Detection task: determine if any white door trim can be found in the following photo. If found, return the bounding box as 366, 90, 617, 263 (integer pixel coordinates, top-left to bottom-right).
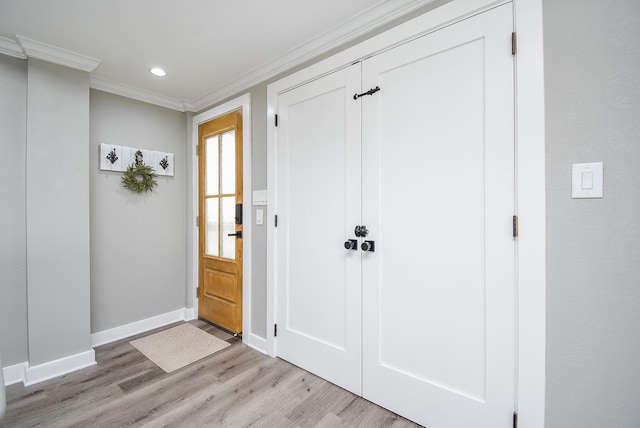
267, 0, 545, 425
191, 93, 252, 344
513, 0, 546, 426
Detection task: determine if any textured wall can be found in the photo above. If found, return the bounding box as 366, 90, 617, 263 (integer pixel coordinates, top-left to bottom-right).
90, 90, 187, 333
544, 1, 640, 426
0, 54, 28, 366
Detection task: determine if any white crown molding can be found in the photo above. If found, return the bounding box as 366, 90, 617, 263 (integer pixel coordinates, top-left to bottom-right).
90, 76, 187, 112
19, 0, 436, 112
16, 35, 101, 72
188, 0, 438, 112
0, 36, 26, 59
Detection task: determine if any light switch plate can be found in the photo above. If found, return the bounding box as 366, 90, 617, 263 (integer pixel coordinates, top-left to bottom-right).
252, 190, 267, 206
572, 162, 603, 198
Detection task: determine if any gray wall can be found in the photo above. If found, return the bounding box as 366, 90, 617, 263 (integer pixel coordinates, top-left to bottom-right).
185, 112, 195, 311
0, 63, 189, 370
0, 54, 28, 366
26, 59, 92, 366
249, 87, 268, 337
90, 90, 187, 332
544, 0, 640, 427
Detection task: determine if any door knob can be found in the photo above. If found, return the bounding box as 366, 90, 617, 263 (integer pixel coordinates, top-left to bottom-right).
361, 240, 375, 252
344, 239, 358, 250
228, 231, 243, 238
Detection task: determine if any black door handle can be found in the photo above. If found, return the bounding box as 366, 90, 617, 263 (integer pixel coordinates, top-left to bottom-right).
344, 239, 358, 250
361, 240, 375, 252
228, 231, 242, 238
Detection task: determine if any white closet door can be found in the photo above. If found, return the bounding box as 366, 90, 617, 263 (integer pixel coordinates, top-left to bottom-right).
361, 4, 516, 427
275, 64, 363, 394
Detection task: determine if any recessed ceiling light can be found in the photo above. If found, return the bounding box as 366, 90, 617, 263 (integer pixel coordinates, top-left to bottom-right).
150, 67, 167, 77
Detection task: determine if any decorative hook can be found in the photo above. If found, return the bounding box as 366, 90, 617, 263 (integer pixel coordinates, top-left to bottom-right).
159, 156, 169, 170
106, 148, 118, 164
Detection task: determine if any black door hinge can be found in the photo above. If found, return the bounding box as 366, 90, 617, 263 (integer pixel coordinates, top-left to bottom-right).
275, 215, 278, 227
512, 32, 517, 55
274, 324, 278, 337
513, 412, 518, 428
275, 114, 279, 127
513, 215, 519, 238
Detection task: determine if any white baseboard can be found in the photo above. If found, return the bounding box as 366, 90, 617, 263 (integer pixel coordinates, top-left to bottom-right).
3, 308, 197, 386
24, 349, 96, 386
90, 308, 191, 347
184, 307, 196, 321
3, 362, 28, 386
247, 333, 268, 355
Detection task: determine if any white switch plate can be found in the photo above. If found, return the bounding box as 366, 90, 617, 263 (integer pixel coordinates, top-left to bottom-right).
572, 162, 603, 198
256, 209, 264, 225
252, 190, 267, 206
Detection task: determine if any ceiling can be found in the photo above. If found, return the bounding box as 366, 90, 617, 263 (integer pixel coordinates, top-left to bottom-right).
0, 0, 435, 112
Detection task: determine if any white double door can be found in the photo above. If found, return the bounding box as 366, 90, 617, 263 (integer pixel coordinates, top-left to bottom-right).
275, 5, 516, 427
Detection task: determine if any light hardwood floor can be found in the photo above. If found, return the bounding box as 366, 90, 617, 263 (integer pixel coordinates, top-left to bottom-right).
3, 320, 422, 427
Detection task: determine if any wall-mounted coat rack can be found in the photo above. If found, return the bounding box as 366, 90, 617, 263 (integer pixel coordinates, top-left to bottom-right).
99, 143, 174, 176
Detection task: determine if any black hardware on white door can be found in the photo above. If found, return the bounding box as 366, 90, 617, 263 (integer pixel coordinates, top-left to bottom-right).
361, 240, 375, 252
228, 231, 242, 238
353, 86, 381, 100
344, 239, 358, 250
354, 225, 369, 237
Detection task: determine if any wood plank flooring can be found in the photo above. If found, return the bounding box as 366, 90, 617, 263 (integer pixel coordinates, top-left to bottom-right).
3, 320, 423, 428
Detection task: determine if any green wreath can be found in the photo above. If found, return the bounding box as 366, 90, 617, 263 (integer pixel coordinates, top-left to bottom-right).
121, 163, 158, 193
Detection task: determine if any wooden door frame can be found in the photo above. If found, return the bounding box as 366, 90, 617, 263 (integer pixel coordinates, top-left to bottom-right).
191, 93, 251, 344
267, 0, 546, 426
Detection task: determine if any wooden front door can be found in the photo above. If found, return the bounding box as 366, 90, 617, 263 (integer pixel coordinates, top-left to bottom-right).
198, 110, 243, 333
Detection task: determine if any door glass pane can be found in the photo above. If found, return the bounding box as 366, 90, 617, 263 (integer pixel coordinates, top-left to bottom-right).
220, 196, 236, 259
205, 197, 219, 257
220, 130, 236, 194
206, 136, 219, 195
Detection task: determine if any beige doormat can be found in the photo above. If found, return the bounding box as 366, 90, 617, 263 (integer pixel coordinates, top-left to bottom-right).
130, 323, 230, 373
